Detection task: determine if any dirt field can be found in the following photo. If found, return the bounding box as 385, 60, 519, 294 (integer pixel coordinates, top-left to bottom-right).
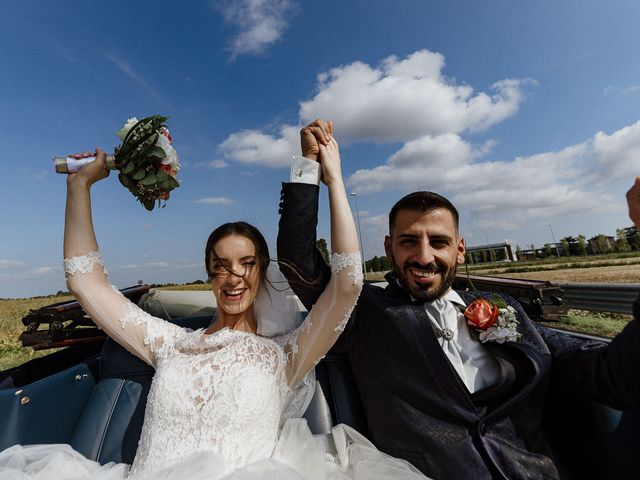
480, 264, 640, 284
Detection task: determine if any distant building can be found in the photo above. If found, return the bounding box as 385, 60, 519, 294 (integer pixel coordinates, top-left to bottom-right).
465, 241, 515, 264
587, 235, 615, 254
518, 243, 564, 260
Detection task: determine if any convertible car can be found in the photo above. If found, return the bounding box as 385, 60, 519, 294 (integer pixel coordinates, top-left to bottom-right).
1, 282, 639, 479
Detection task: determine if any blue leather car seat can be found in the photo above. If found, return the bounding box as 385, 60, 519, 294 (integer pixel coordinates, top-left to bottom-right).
67, 315, 211, 464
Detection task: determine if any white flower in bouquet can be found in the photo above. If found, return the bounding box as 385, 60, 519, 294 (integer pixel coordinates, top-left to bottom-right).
116, 117, 139, 141
156, 128, 181, 172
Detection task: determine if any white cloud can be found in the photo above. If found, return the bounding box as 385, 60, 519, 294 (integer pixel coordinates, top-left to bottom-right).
218, 49, 530, 166
144, 262, 170, 268
592, 120, 640, 184
209, 159, 229, 168
216, 0, 295, 58
195, 197, 235, 205
0, 260, 26, 269
30, 266, 56, 275
194, 159, 229, 169
219, 125, 299, 167
347, 125, 633, 230
299, 50, 530, 142
215, 48, 639, 236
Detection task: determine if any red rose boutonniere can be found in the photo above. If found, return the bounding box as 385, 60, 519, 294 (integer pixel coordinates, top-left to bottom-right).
463, 267, 522, 344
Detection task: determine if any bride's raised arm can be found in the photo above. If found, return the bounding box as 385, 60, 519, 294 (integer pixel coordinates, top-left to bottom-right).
64, 148, 182, 366
280, 138, 363, 387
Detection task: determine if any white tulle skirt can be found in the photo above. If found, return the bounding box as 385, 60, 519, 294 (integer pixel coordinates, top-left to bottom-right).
0, 420, 429, 480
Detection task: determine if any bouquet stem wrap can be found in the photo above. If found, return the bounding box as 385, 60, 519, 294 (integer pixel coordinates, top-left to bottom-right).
53, 155, 118, 174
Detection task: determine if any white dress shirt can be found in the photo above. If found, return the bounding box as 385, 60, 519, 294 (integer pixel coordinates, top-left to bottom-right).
424, 290, 500, 393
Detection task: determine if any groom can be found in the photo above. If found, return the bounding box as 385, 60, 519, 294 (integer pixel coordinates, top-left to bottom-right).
277, 119, 640, 479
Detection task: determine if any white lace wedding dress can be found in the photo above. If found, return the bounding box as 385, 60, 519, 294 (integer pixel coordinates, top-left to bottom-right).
0, 251, 428, 480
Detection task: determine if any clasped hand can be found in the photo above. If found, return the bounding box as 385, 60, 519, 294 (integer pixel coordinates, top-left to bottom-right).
300, 119, 342, 186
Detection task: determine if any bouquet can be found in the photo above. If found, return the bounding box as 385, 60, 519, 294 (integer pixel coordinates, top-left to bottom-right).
54, 115, 180, 210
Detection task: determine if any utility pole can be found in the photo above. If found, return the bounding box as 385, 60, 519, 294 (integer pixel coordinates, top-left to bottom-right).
548, 225, 560, 257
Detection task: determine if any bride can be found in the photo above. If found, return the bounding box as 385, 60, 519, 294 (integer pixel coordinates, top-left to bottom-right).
0, 133, 428, 479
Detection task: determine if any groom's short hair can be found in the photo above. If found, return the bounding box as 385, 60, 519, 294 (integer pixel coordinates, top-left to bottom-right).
388, 191, 459, 235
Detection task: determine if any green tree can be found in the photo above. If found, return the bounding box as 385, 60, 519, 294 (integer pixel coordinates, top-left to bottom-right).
368, 256, 381, 272
316, 238, 330, 265
544, 243, 552, 257
560, 238, 570, 256
623, 227, 640, 250
616, 228, 631, 252
592, 234, 609, 254
577, 235, 587, 256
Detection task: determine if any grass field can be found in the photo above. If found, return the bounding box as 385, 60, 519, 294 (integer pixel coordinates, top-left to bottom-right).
2, 256, 639, 371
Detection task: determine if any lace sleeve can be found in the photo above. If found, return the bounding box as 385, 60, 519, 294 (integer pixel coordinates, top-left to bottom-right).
64, 251, 184, 366
277, 252, 362, 387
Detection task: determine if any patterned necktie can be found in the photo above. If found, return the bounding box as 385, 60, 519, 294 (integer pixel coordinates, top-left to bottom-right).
424, 298, 485, 392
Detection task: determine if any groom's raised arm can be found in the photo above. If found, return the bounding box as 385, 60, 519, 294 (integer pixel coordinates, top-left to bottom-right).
277, 160, 331, 311
277, 121, 333, 311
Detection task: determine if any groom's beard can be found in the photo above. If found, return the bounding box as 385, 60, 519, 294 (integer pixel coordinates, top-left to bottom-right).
393, 257, 457, 302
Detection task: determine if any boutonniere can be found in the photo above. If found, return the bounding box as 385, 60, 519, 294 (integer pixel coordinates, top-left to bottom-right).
462, 265, 521, 344
464, 296, 521, 343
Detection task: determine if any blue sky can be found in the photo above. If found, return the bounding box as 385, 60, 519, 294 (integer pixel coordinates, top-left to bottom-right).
2, 0, 640, 298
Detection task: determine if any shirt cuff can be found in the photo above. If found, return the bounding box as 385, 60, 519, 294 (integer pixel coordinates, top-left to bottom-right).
289, 155, 321, 185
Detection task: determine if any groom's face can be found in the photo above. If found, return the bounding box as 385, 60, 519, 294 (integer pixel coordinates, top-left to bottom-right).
384, 208, 465, 302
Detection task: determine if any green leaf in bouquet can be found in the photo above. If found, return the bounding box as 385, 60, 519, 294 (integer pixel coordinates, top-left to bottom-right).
167, 176, 180, 189
122, 115, 168, 148
155, 169, 169, 181
122, 160, 136, 175
143, 198, 155, 211
118, 115, 169, 160
132, 167, 147, 181
130, 133, 159, 165
159, 178, 171, 190
118, 172, 134, 189
140, 171, 157, 186
148, 146, 166, 159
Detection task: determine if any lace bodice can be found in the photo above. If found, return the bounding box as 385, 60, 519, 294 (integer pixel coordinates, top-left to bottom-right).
131, 326, 288, 475
63, 250, 362, 476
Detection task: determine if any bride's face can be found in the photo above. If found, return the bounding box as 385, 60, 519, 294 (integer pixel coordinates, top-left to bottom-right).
208, 234, 261, 318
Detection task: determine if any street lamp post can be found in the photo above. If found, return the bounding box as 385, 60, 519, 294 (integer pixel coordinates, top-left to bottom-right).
548, 225, 560, 257
350, 192, 367, 280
